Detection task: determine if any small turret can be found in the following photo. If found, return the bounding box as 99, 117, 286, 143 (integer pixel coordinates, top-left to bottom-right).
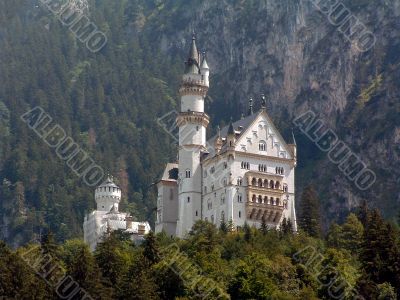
288, 129, 297, 165
226, 119, 236, 149
248, 97, 254, 115
214, 125, 223, 154
95, 176, 121, 212
200, 52, 210, 87
260, 94, 266, 111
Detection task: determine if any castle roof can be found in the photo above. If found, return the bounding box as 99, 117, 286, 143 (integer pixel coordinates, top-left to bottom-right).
205, 112, 260, 157
184, 34, 200, 74
98, 176, 119, 188
161, 163, 179, 182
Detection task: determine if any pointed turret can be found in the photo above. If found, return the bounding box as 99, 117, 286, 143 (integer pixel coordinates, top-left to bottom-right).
200, 51, 210, 87
260, 94, 266, 110
185, 33, 200, 74
248, 97, 254, 115
226, 118, 236, 149
214, 125, 223, 154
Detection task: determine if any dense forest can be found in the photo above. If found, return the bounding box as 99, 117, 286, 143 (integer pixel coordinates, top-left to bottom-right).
1, 0, 400, 253
1, 200, 400, 299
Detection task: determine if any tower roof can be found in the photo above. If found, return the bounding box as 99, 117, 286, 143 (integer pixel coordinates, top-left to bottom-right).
184, 34, 200, 74
98, 176, 119, 189
227, 119, 235, 135
201, 53, 209, 69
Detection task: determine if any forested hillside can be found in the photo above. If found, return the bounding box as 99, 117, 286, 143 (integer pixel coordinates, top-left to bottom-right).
1, 205, 400, 299
1, 0, 400, 246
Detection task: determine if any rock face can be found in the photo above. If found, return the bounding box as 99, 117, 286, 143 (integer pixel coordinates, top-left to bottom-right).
143, 0, 400, 222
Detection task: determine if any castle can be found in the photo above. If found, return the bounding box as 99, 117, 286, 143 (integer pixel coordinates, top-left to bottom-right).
155, 36, 298, 238
83, 177, 151, 251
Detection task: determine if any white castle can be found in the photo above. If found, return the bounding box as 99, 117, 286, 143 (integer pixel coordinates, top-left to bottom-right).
83, 177, 151, 251
155, 36, 298, 238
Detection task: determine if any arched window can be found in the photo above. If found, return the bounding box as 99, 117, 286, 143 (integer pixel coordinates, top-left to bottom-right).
264, 179, 268, 187
223, 162, 228, 169
196, 210, 198, 216
275, 181, 280, 189
258, 178, 263, 187
239, 211, 242, 218
264, 196, 268, 203
258, 195, 263, 203
259, 141, 266, 151
187, 197, 190, 203
221, 195, 225, 205
251, 178, 257, 186
237, 193, 242, 202
276, 198, 280, 206
269, 180, 274, 189
247, 162, 250, 169
252, 194, 256, 202
185, 169, 191, 178
283, 184, 288, 192
237, 177, 243, 186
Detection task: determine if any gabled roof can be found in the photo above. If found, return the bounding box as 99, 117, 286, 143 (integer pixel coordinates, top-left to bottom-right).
206, 112, 260, 155
205, 110, 294, 160
161, 163, 179, 181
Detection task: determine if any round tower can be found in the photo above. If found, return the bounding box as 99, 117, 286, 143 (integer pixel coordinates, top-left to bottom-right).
95, 176, 121, 212
176, 34, 210, 237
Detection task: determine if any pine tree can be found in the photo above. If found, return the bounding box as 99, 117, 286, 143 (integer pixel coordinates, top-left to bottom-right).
220, 220, 228, 234
260, 217, 268, 235
298, 185, 321, 237
143, 231, 160, 266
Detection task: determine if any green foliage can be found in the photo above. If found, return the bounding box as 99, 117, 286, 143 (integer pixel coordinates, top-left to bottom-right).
1, 208, 400, 298
298, 185, 321, 238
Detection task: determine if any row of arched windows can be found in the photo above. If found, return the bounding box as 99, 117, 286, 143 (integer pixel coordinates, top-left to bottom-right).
97, 187, 119, 193
258, 164, 267, 172
241, 161, 250, 169
251, 178, 281, 189
251, 194, 281, 206
276, 167, 284, 175
259, 141, 267, 151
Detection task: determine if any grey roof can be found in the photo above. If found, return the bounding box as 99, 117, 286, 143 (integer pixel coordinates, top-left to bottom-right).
185, 35, 200, 74
201, 55, 209, 69
98, 176, 118, 188
206, 112, 260, 156
161, 163, 179, 181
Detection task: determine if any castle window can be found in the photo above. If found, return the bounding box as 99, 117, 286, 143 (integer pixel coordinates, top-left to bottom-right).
251, 178, 257, 186
223, 162, 228, 169
258, 178, 263, 187
208, 200, 212, 210
241, 162, 249, 169
237, 177, 243, 186
210, 167, 215, 174
283, 184, 288, 192
196, 126, 199, 131
223, 178, 227, 186
237, 193, 242, 203
211, 215, 214, 224
185, 169, 191, 178
196, 210, 198, 216
259, 141, 267, 151
239, 211, 242, 218
221, 211, 225, 223
187, 197, 190, 203
221, 195, 225, 205
204, 186, 207, 194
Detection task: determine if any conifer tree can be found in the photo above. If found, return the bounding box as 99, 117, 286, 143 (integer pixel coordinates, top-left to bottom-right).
143, 231, 160, 266
298, 185, 321, 237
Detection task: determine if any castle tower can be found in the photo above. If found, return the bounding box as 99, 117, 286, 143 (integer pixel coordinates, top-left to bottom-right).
176, 35, 210, 237
94, 176, 121, 212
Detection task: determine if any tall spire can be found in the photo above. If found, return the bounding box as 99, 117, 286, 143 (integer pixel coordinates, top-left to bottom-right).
260, 94, 266, 110
228, 118, 235, 135
185, 33, 200, 74
248, 97, 254, 115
